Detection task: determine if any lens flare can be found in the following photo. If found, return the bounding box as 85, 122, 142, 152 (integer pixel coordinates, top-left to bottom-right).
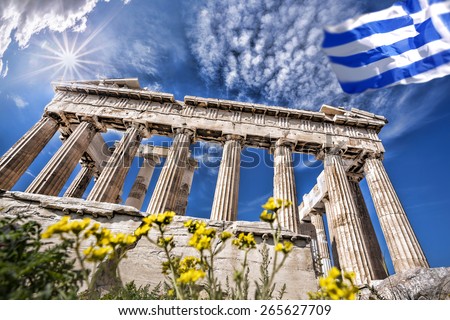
35, 31, 104, 80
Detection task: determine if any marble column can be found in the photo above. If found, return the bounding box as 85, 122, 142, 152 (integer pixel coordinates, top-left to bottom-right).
26, 121, 97, 196
323, 198, 340, 269
364, 156, 429, 272
324, 151, 373, 284
87, 125, 142, 203
299, 222, 320, 275
348, 176, 388, 279
0, 116, 59, 190
146, 128, 193, 214
310, 212, 333, 275
174, 158, 197, 216
210, 135, 242, 221
273, 139, 300, 233
63, 161, 95, 198
125, 155, 160, 210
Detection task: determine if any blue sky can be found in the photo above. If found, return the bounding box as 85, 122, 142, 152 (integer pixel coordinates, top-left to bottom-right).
0, 0, 449, 274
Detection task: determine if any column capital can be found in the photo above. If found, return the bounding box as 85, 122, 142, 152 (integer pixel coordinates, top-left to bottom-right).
274, 138, 296, 149
224, 134, 245, 144
80, 160, 96, 170
173, 127, 195, 137
143, 154, 161, 166
187, 157, 199, 170
42, 112, 61, 125
310, 209, 324, 216
125, 122, 149, 137
316, 146, 345, 161
347, 173, 364, 183
79, 116, 106, 133
364, 152, 384, 161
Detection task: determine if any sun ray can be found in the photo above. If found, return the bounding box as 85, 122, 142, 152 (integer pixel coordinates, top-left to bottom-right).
9, 3, 124, 83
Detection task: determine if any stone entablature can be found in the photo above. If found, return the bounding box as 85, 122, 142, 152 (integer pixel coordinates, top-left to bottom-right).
48, 80, 385, 173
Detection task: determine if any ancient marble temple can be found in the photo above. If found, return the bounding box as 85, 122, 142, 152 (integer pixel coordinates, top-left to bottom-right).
0, 78, 429, 285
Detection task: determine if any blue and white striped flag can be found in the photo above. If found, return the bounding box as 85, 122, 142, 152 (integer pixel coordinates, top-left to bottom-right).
323, 0, 450, 93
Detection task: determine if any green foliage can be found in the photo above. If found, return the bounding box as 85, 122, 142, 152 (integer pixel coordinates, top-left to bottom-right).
100, 282, 172, 300
0, 216, 83, 299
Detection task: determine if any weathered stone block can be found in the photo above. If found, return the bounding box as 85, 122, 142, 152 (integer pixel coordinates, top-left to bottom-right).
0, 191, 318, 299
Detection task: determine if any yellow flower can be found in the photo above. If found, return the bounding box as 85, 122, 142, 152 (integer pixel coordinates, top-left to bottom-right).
232, 232, 256, 250
260, 210, 276, 223
41, 216, 71, 238
154, 211, 176, 226
142, 216, 154, 226
329, 267, 341, 279
157, 236, 174, 247
41, 228, 53, 239
134, 224, 151, 237
261, 197, 292, 211
184, 219, 206, 234
178, 256, 202, 274
189, 233, 212, 251
310, 267, 359, 300
83, 246, 93, 256
91, 246, 113, 260
196, 236, 211, 251
262, 197, 278, 211
177, 269, 206, 284
108, 233, 120, 245
219, 231, 232, 241
343, 271, 356, 281
83, 222, 100, 238
123, 234, 137, 245
84, 245, 114, 261
283, 241, 293, 253
187, 223, 216, 251
274, 241, 293, 254
69, 218, 91, 234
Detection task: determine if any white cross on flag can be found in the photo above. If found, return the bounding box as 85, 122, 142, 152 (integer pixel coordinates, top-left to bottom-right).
323, 0, 450, 93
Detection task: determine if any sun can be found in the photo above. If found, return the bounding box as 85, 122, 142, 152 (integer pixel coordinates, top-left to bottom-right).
34, 31, 105, 80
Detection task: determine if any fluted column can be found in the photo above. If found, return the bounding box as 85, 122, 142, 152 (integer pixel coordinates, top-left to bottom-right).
63, 161, 95, 198
174, 158, 197, 215
310, 212, 332, 275
0, 116, 59, 190
273, 139, 300, 233
146, 128, 193, 214
125, 155, 159, 210
348, 176, 388, 279
299, 222, 320, 275
323, 198, 340, 269
210, 135, 242, 221
364, 156, 429, 272
324, 151, 373, 284
87, 125, 142, 203
26, 121, 97, 196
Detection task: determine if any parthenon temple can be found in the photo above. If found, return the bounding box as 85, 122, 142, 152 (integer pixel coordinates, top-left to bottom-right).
0, 78, 429, 288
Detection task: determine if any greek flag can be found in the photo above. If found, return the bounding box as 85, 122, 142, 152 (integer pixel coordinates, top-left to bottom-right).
323, 0, 450, 93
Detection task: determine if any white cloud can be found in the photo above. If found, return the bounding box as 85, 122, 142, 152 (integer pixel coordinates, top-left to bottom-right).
7, 94, 28, 108
101, 5, 189, 79
0, 0, 129, 76
1, 61, 8, 78
25, 170, 36, 178
186, 0, 445, 139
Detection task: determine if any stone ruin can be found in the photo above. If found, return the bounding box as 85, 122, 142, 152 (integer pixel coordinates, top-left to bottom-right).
0, 78, 433, 298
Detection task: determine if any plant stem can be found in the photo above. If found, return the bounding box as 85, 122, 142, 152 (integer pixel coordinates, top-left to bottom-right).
158, 226, 184, 300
